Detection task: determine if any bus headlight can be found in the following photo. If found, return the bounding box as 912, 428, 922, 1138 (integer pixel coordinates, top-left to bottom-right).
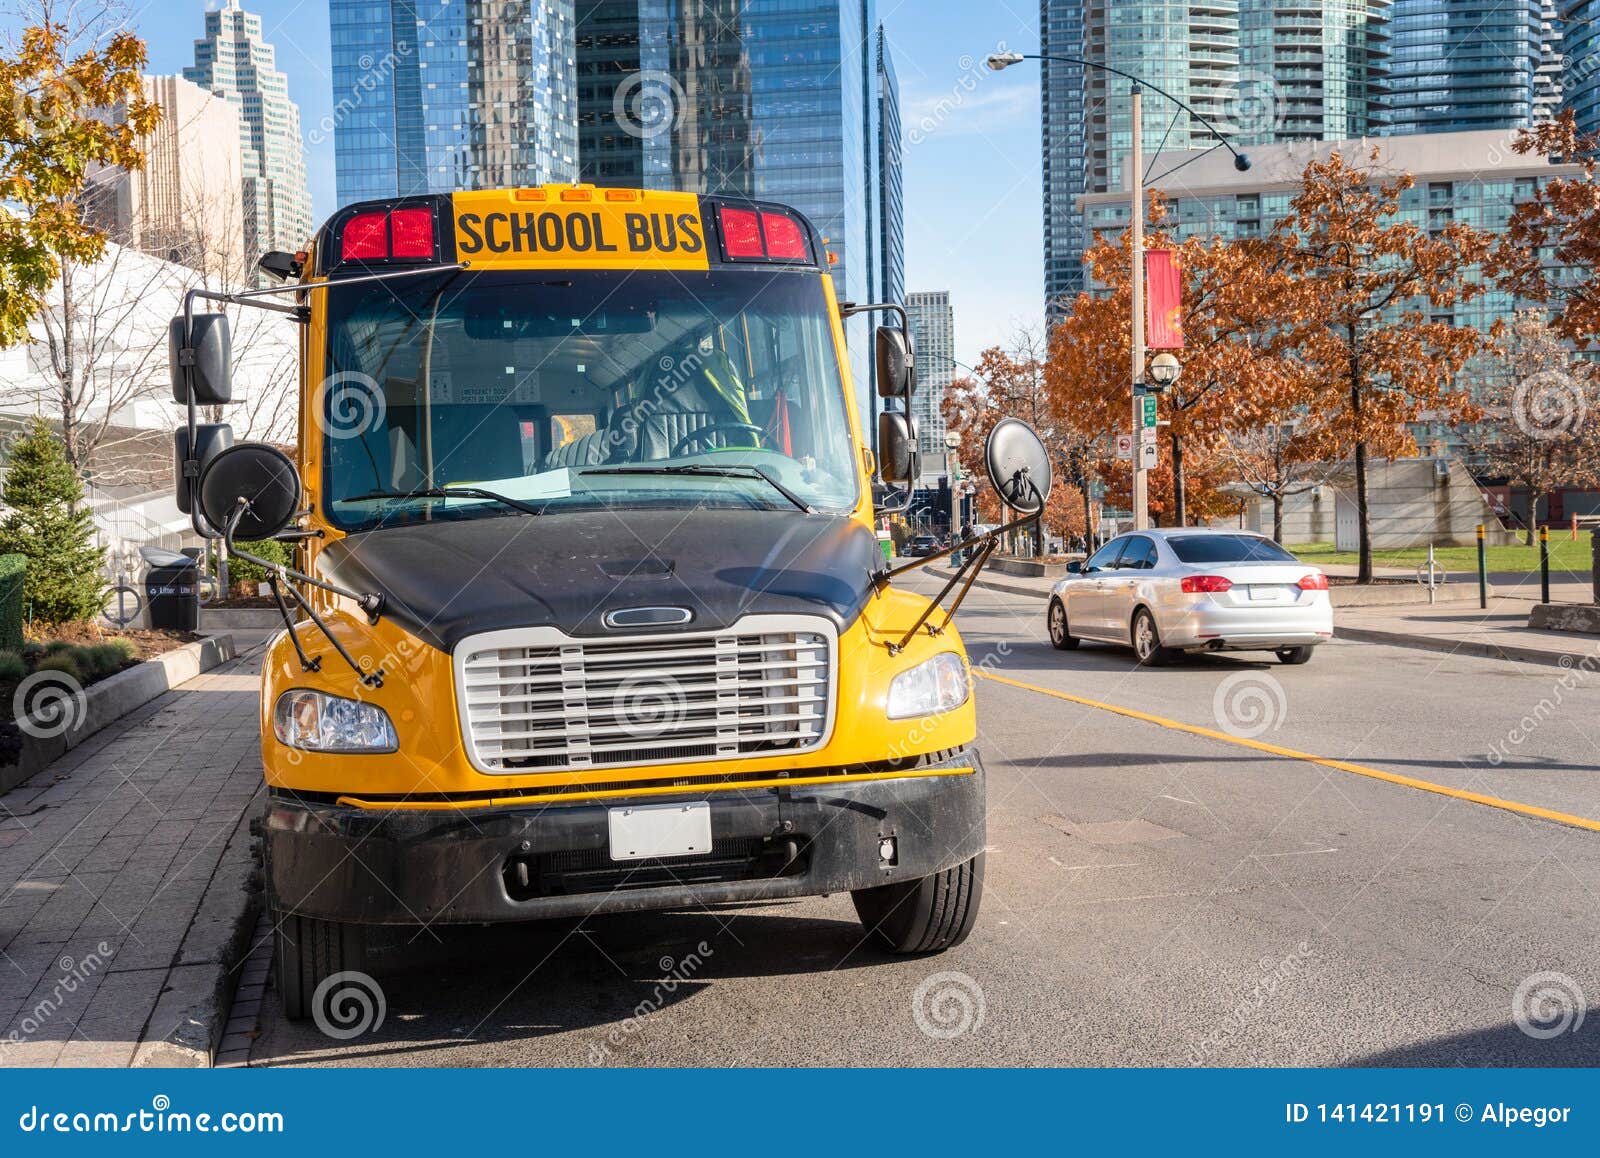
273, 689, 398, 753
886, 652, 970, 720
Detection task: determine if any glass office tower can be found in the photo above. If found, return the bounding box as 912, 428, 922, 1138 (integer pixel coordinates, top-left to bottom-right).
1388, 0, 1553, 134
575, 1, 885, 433
1236, 1, 1391, 144
878, 26, 904, 310
329, 0, 578, 205
1040, 0, 1085, 320
1563, 1, 1600, 138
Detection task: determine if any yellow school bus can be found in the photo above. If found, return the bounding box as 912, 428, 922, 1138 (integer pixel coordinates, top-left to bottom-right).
169, 186, 1048, 1020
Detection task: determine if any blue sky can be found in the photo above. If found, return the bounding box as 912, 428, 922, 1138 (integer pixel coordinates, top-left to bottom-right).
131, 0, 1045, 362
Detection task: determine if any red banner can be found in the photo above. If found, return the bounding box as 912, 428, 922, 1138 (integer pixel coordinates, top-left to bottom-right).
1145, 249, 1184, 349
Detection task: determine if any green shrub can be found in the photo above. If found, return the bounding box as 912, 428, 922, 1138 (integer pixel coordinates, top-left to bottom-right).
21, 640, 43, 659
0, 650, 24, 682
43, 638, 73, 655
33, 652, 81, 683
0, 420, 104, 623
0, 554, 24, 651
84, 643, 128, 678
228, 538, 293, 588
107, 638, 137, 661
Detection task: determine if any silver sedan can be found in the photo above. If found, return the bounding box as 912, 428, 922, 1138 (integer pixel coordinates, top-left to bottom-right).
1046, 529, 1334, 666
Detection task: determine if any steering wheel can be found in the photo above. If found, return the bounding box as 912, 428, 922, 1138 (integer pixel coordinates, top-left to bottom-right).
670, 422, 772, 459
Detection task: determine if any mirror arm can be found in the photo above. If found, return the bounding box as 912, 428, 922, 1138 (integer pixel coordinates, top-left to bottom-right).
223, 500, 386, 687
875, 511, 1039, 653
268, 574, 320, 675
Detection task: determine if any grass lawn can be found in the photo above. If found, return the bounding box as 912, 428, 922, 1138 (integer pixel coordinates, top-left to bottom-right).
1292, 538, 1594, 574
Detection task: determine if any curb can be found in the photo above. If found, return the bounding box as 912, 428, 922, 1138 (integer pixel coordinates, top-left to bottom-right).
0, 634, 236, 794
931, 569, 1590, 669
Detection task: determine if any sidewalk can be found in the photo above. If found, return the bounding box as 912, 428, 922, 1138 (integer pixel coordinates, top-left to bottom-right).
929, 565, 1600, 668
0, 646, 265, 1067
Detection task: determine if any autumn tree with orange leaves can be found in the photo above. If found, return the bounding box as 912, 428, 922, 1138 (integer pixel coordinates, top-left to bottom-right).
1489, 111, 1600, 347
940, 330, 1091, 553
1272, 150, 1491, 582
1047, 204, 1307, 526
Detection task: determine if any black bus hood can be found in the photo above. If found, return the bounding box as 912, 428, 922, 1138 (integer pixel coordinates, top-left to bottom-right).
316, 508, 883, 652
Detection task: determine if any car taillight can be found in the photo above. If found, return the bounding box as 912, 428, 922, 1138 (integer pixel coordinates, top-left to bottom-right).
388, 207, 435, 257
1298, 573, 1329, 591
716, 205, 810, 262
340, 206, 436, 262
340, 210, 389, 261
1180, 575, 1233, 594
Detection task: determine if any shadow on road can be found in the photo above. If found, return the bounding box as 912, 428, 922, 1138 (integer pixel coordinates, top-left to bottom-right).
1350, 1021, 1600, 1067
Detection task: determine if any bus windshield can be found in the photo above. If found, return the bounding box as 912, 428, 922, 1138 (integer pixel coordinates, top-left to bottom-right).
320, 268, 859, 530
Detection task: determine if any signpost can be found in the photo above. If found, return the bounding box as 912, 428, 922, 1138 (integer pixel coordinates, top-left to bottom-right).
1116, 433, 1134, 461
1140, 395, 1157, 429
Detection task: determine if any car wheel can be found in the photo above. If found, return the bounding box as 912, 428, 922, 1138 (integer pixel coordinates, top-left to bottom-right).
1131, 608, 1174, 667
1276, 645, 1313, 665
1048, 598, 1079, 650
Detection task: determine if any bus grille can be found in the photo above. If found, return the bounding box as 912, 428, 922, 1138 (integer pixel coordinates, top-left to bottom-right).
455, 617, 834, 774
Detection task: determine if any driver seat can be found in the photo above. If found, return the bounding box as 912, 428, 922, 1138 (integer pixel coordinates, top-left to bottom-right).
629, 353, 752, 460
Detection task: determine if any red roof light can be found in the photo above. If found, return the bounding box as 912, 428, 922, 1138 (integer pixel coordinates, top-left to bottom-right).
719, 207, 764, 259
760, 211, 807, 259
340, 210, 389, 261
388, 207, 435, 258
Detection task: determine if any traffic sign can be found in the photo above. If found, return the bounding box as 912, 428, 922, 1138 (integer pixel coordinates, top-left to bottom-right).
1140, 425, 1157, 446
1140, 395, 1157, 428
1140, 442, 1158, 469
1115, 433, 1133, 460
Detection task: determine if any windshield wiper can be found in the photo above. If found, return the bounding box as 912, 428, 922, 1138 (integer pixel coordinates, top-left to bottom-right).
344, 486, 548, 517
580, 464, 815, 514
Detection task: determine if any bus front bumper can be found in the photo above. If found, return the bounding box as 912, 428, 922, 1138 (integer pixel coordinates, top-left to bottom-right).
264, 752, 985, 925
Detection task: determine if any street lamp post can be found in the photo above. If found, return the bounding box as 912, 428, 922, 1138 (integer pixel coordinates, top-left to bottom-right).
943, 429, 962, 540
986, 51, 1249, 531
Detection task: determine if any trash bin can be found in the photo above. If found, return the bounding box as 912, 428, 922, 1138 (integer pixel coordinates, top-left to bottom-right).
145, 552, 199, 631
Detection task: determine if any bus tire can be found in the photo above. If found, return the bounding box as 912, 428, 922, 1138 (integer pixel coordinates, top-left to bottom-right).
851, 852, 984, 954
273, 911, 368, 1022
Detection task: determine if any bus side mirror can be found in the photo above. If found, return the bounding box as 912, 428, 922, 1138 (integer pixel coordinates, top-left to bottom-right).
877, 411, 918, 486
875, 325, 916, 399
197, 442, 302, 540
173, 423, 235, 513
985, 417, 1053, 515
169, 313, 233, 406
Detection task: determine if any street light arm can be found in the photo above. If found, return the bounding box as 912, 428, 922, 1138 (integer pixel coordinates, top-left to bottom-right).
994, 52, 1251, 171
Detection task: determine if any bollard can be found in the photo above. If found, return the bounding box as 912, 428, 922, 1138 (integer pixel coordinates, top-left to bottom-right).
1540, 525, 1551, 606
1476, 524, 1487, 610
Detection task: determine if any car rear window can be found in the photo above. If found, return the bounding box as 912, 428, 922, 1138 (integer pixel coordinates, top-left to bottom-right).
1168, 535, 1297, 564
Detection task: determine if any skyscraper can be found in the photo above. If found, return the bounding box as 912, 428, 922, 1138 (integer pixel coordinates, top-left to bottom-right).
906, 291, 953, 459
329, 0, 578, 205
1388, 1, 1555, 134
1236, 1, 1392, 144
1040, 0, 1085, 319
1563, 1, 1599, 137
574, 1, 884, 431
878, 26, 904, 310
85, 76, 247, 277
183, 0, 313, 256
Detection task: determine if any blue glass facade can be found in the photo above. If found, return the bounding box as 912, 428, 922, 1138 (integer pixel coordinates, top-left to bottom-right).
1564, 1, 1600, 138
330, 0, 578, 206
1388, 1, 1548, 133
878, 25, 904, 309
574, 1, 884, 432
1041, 0, 1085, 320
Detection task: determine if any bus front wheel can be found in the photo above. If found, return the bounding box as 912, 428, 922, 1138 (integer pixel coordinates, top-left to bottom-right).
851, 853, 984, 953
273, 911, 369, 1022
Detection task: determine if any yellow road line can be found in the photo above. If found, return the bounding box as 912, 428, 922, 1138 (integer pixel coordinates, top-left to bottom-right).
974, 670, 1600, 834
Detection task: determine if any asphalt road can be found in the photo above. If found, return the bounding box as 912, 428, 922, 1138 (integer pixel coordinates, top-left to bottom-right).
250, 576, 1600, 1066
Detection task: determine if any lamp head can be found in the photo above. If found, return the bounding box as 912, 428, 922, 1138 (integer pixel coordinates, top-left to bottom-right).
986, 53, 1025, 71
1233, 152, 1253, 173
1148, 351, 1182, 386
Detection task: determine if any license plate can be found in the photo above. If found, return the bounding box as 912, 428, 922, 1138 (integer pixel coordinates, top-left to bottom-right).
608, 801, 712, 861
1247, 585, 1285, 601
